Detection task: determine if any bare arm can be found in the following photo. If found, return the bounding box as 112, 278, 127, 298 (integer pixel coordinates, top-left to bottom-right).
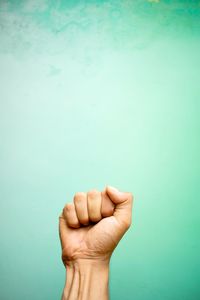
59, 186, 134, 300
62, 259, 109, 300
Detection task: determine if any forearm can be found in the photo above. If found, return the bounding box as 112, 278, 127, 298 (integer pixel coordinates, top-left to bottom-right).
62, 259, 110, 300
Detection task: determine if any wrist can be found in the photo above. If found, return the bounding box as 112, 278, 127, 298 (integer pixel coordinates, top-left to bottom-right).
63, 259, 110, 300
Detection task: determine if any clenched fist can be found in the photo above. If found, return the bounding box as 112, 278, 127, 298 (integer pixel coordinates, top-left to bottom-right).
59, 186, 133, 264
59, 186, 134, 300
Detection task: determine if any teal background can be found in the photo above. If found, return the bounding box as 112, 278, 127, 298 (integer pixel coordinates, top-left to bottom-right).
0, 1, 200, 299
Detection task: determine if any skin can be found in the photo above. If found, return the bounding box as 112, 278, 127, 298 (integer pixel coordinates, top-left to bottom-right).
59, 185, 134, 300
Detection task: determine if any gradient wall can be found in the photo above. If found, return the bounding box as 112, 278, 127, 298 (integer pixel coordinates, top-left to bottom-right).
0, 1, 199, 299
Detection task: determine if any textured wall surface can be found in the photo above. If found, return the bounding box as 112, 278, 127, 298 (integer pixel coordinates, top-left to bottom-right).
0, 1, 200, 299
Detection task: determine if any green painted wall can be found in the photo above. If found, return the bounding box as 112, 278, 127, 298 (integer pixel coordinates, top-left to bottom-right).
0, 1, 199, 299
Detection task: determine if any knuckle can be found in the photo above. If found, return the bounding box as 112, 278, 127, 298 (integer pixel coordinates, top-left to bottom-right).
65, 203, 73, 212
74, 192, 85, 199
87, 189, 99, 198
74, 192, 86, 204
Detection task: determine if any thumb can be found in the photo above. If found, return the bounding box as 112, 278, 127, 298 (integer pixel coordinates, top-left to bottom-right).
106, 186, 133, 230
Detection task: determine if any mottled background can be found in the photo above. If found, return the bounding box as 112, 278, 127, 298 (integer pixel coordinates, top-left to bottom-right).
0, 1, 200, 299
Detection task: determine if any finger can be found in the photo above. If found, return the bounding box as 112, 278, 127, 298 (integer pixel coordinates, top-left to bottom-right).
59, 213, 67, 250
87, 189, 102, 222
101, 188, 115, 217
106, 186, 133, 230
74, 192, 89, 225
59, 210, 72, 251
63, 203, 80, 228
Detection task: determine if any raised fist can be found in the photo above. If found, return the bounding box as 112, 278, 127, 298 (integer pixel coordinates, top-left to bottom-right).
59, 186, 133, 266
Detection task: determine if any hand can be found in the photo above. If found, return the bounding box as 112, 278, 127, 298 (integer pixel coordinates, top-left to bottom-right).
59, 186, 133, 266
